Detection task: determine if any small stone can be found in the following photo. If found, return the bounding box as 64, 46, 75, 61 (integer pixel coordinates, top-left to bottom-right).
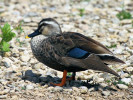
4, 71, 16, 79
131, 75, 133, 80
0, 8, 5, 13
75, 96, 84, 100
79, 86, 88, 94
88, 87, 95, 92
2, 58, 13, 68
24, 12, 38, 17
20, 55, 30, 62
126, 67, 133, 72
48, 86, 54, 92
4, 52, 11, 57
117, 84, 128, 89
24, 18, 31, 23
0, 89, 9, 95
46, 69, 57, 77
114, 49, 122, 54
102, 91, 110, 96
120, 73, 129, 78
108, 28, 115, 33
33, 63, 45, 70
0, 95, 7, 99
100, 83, 108, 87
54, 86, 63, 92
43, 84, 48, 88
121, 78, 131, 84
64, 89, 73, 94
26, 84, 34, 90
72, 87, 79, 92
93, 75, 104, 83
30, 58, 37, 64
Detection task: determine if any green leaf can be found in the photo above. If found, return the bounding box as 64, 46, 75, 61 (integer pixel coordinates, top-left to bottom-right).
1, 41, 10, 52
1, 23, 16, 42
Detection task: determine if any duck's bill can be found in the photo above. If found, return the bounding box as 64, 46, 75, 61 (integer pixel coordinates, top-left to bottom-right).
25, 29, 40, 39
25, 35, 30, 39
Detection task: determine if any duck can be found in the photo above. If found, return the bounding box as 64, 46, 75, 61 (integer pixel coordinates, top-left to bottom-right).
26, 18, 125, 87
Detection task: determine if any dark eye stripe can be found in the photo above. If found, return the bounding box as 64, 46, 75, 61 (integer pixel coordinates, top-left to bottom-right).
38, 23, 48, 31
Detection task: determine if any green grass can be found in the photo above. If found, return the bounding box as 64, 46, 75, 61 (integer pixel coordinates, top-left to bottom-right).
113, 80, 128, 86
14, 20, 24, 34
21, 86, 26, 90
0, 23, 16, 52
106, 44, 117, 48
67, 72, 72, 76
116, 10, 132, 20
16, 38, 25, 47
78, 8, 85, 17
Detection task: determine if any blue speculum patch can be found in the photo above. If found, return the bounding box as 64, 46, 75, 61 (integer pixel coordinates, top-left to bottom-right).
68, 48, 88, 58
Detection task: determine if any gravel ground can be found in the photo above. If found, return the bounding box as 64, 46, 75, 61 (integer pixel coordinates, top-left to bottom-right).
0, 0, 133, 100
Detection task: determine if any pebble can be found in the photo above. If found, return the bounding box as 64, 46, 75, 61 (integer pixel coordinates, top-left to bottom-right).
33, 63, 45, 70
46, 69, 57, 77
24, 12, 38, 17
48, 86, 54, 92
26, 84, 34, 90
117, 84, 128, 89
93, 75, 104, 83
88, 87, 95, 92
72, 87, 79, 92
79, 86, 88, 94
75, 97, 84, 100
126, 67, 133, 72
4, 71, 16, 79
2, 58, 13, 68
121, 78, 131, 85
0, 89, 9, 95
54, 86, 63, 92
24, 18, 32, 23
102, 91, 110, 96
0, 95, 7, 99
20, 55, 30, 62
131, 75, 133, 80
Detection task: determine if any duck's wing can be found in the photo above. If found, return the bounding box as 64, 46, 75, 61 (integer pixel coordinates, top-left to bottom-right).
68, 32, 113, 54
62, 32, 125, 64
51, 32, 124, 77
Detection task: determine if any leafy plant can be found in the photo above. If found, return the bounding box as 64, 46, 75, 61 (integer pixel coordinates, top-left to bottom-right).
79, 8, 85, 17
116, 10, 132, 20
0, 23, 16, 52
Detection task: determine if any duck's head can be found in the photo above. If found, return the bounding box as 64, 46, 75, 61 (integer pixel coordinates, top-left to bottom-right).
26, 18, 62, 38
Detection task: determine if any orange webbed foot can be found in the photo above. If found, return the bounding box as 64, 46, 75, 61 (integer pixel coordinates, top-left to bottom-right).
50, 70, 67, 87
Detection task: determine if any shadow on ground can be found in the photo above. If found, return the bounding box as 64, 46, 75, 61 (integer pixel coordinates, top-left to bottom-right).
21, 70, 117, 91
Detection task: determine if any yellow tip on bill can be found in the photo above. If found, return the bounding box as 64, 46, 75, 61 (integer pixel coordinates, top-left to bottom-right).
25, 36, 30, 39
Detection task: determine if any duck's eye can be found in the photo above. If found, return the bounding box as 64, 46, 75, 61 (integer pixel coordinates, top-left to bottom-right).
39, 26, 45, 33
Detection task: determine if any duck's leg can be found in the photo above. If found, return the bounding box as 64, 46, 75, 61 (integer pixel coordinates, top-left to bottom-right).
50, 70, 67, 87
67, 72, 76, 81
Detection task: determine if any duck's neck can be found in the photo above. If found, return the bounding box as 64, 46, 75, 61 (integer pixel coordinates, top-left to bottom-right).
30, 35, 47, 51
